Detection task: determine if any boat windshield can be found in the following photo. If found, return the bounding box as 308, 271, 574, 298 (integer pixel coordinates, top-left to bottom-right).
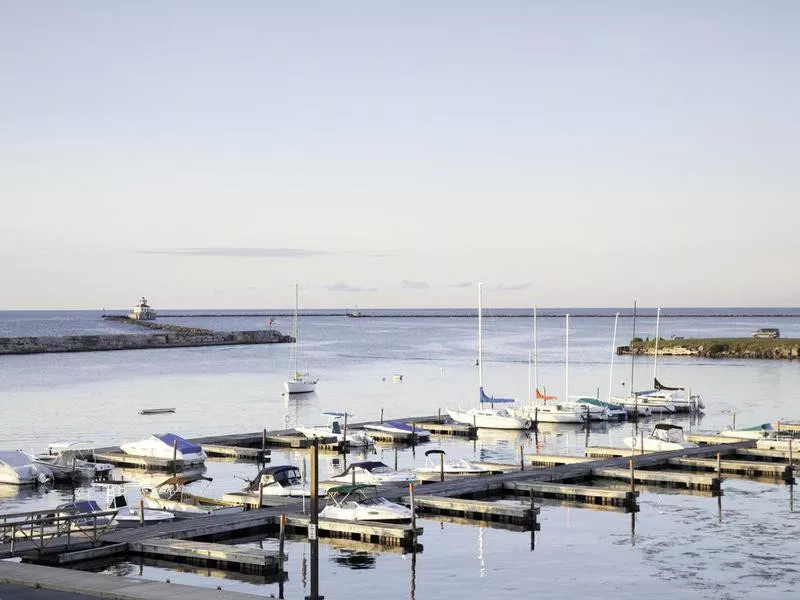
274, 469, 302, 486
652, 425, 684, 443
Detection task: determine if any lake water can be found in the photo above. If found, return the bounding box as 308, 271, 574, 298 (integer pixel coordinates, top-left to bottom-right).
1, 309, 799, 598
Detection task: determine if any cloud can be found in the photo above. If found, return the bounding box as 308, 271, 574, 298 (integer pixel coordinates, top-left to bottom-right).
491, 283, 532, 292
448, 282, 472, 288
400, 280, 430, 289
142, 247, 334, 258
327, 282, 378, 293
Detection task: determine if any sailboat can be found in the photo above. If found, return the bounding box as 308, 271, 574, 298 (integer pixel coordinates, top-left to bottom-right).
447, 283, 531, 430
284, 283, 319, 395
508, 309, 586, 424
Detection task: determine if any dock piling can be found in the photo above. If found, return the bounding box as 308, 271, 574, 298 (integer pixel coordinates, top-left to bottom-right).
172, 440, 178, 476
139, 499, 144, 527
409, 483, 417, 546
262, 429, 267, 467
258, 482, 264, 509
380, 409, 384, 424
520, 445, 524, 472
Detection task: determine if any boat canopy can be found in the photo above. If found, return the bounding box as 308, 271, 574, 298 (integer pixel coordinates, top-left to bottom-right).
57, 500, 103, 514
156, 474, 212, 488
327, 484, 376, 495
651, 423, 685, 443
654, 378, 684, 391
479, 387, 515, 404
154, 433, 202, 455
322, 411, 347, 419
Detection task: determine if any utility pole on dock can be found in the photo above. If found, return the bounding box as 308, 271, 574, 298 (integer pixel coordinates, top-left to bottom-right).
306, 437, 323, 600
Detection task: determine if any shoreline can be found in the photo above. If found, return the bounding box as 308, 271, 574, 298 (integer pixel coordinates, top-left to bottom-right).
618, 338, 800, 360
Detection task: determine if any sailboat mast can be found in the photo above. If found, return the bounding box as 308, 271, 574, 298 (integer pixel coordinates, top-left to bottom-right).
565, 314, 569, 402
653, 307, 661, 384
609, 313, 619, 404
293, 283, 299, 376
478, 282, 483, 390
630, 301, 637, 415
533, 305, 538, 400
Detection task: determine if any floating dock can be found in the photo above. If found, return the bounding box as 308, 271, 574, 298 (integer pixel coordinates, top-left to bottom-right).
91, 451, 205, 471
591, 467, 721, 492
284, 515, 421, 548
201, 444, 271, 461
402, 495, 536, 527
129, 538, 283, 575
504, 480, 639, 510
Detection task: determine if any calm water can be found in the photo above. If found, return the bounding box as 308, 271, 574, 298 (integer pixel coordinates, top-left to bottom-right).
1, 309, 799, 599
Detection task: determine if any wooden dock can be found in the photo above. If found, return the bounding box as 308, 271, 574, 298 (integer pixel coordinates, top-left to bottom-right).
201, 444, 271, 461
592, 467, 721, 492
401, 495, 536, 527
129, 538, 282, 575
284, 515, 421, 548
504, 480, 639, 510
526, 454, 594, 467
92, 451, 205, 471
408, 420, 477, 438
668, 456, 794, 480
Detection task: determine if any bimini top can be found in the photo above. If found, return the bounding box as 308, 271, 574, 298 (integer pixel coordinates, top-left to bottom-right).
57, 500, 103, 514
154, 433, 202, 455
653, 423, 684, 431
327, 484, 376, 495
479, 387, 515, 404
258, 465, 301, 476
156, 474, 212, 488
343, 461, 387, 472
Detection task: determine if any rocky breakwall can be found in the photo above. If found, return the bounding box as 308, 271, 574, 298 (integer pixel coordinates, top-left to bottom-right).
618, 338, 800, 360
0, 329, 293, 355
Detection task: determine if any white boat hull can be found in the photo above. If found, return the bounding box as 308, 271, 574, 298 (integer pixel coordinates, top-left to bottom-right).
320, 502, 412, 523
508, 405, 585, 424
284, 379, 318, 394
448, 409, 530, 430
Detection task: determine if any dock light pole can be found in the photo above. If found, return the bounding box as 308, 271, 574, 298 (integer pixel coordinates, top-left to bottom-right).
306, 437, 323, 600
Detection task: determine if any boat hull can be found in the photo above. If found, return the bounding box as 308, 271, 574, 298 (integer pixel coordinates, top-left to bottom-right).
284, 379, 317, 394
448, 409, 530, 430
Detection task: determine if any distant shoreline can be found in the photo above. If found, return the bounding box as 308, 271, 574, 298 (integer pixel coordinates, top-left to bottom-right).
97, 311, 800, 319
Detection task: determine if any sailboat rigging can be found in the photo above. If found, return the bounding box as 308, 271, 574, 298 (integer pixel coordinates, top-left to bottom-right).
284, 284, 318, 395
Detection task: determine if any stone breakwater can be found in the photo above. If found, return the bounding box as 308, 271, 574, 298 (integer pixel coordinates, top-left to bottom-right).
618, 338, 800, 360
0, 329, 293, 355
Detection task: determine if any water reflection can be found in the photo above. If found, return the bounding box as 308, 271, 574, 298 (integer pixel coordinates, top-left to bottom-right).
330, 549, 377, 570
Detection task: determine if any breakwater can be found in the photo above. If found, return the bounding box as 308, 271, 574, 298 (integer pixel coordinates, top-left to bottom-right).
0, 329, 292, 355
618, 338, 800, 360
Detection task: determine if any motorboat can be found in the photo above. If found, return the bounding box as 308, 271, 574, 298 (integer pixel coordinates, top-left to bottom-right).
448, 284, 531, 431
296, 412, 375, 447
107, 493, 175, 528
38, 442, 114, 480
141, 474, 241, 518
319, 484, 413, 523
612, 393, 671, 416
362, 420, 431, 441
284, 283, 318, 395
244, 465, 323, 497
719, 423, 776, 440
413, 450, 490, 482
330, 461, 418, 485
120, 433, 207, 463
0, 450, 53, 486
623, 423, 698, 452
570, 397, 627, 421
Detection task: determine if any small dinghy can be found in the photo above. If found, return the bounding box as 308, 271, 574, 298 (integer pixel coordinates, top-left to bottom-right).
139, 408, 176, 415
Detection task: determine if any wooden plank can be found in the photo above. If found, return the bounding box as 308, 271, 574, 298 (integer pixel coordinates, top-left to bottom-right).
504, 481, 637, 507
526, 454, 594, 467
92, 452, 204, 471
592, 467, 720, 491
201, 444, 270, 460
284, 515, 421, 546
401, 495, 535, 520
56, 543, 128, 564
669, 457, 793, 478
408, 421, 477, 437
736, 447, 800, 463
685, 433, 742, 445
584, 447, 642, 458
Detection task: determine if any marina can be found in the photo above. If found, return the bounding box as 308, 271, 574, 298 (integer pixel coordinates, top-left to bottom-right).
2, 308, 800, 599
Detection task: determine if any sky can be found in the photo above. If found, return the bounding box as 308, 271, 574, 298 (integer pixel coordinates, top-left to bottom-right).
1, 1, 798, 310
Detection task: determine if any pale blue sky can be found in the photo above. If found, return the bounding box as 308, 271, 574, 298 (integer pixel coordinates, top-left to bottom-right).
1, 1, 798, 309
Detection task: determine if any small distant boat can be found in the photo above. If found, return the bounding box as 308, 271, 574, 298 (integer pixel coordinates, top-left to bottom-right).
139, 408, 176, 415
623, 423, 698, 452
0, 450, 53, 486
128, 296, 157, 321
330, 461, 418, 485
392, 374, 403, 382
362, 420, 431, 442
319, 484, 413, 523
120, 433, 207, 462
285, 284, 319, 395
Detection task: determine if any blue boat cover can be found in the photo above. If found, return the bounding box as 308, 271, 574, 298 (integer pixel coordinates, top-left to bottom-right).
479, 387, 515, 404
155, 433, 202, 455
384, 420, 414, 432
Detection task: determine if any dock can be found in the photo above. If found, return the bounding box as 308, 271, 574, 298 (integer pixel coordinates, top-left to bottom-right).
92, 451, 205, 471
201, 444, 271, 461
402, 495, 536, 527
591, 467, 721, 492
504, 480, 639, 510
409, 419, 477, 438
284, 515, 421, 548
129, 538, 283, 575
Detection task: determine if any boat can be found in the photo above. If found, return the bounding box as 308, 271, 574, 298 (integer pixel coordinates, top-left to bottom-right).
623, 423, 698, 452
0, 450, 53, 486
319, 484, 413, 523
448, 283, 531, 431
140, 474, 241, 518
38, 442, 115, 480
296, 412, 375, 447
139, 408, 176, 415
244, 465, 323, 497
120, 433, 207, 463
650, 308, 704, 413
107, 492, 176, 527
571, 396, 627, 421
330, 461, 418, 485
412, 450, 490, 482
508, 310, 586, 425
719, 423, 776, 440
128, 296, 157, 320
285, 283, 319, 395
362, 420, 431, 442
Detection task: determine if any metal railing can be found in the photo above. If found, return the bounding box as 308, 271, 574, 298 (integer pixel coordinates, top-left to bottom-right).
0, 508, 119, 557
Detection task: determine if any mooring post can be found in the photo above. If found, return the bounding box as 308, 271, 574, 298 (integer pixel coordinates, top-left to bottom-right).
139, 498, 145, 527
716, 452, 722, 480
412, 422, 417, 443
258, 482, 264, 509
409, 482, 417, 546
72, 457, 77, 482
639, 431, 644, 456
262, 428, 267, 467
278, 513, 286, 599
629, 458, 636, 498
534, 407, 539, 430
732, 412, 736, 430
343, 413, 348, 448
440, 453, 445, 482
790, 438, 795, 483
380, 408, 384, 424
438, 407, 441, 423
520, 445, 524, 471
172, 439, 178, 476
394, 446, 398, 470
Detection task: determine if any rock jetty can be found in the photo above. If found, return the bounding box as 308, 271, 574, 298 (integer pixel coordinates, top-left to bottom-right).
618, 338, 800, 360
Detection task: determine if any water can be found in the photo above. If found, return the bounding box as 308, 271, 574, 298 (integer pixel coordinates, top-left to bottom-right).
1, 309, 799, 598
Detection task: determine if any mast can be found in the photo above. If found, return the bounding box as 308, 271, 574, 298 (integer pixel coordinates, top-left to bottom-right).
653, 307, 661, 384
609, 313, 619, 404
478, 282, 483, 391
565, 314, 569, 403
292, 283, 299, 377
630, 301, 637, 416
533, 305, 538, 401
